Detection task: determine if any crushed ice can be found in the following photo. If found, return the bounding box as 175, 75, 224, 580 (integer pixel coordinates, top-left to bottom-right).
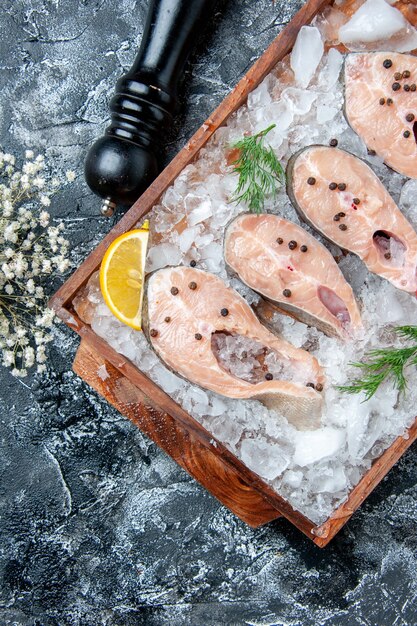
211, 332, 311, 385
73, 1, 417, 525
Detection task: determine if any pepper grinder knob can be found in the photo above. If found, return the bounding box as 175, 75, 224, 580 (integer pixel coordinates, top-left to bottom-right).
85, 0, 216, 216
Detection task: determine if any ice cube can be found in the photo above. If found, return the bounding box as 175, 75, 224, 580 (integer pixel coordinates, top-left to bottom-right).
400, 180, 417, 228
206, 396, 228, 417
194, 232, 214, 248
201, 242, 223, 273
290, 26, 324, 88
210, 416, 243, 448
338, 254, 368, 294
374, 284, 404, 324
210, 202, 232, 228
316, 104, 339, 124
119, 341, 138, 362
187, 198, 213, 226
153, 206, 184, 233
146, 243, 182, 272
178, 226, 201, 254
162, 186, 181, 209
282, 469, 303, 488
313, 466, 347, 493
322, 47, 343, 88
154, 365, 184, 394
247, 78, 273, 110
269, 101, 294, 133
189, 387, 209, 407
95, 302, 113, 318
282, 87, 317, 116
139, 351, 159, 370
240, 438, 290, 480
91, 313, 118, 340
346, 396, 370, 461
339, 0, 409, 44
293, 428, 345, 467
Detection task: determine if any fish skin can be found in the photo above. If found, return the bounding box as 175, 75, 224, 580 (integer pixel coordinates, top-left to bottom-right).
344, 51, 417, 179
144, 266, 325, 430
224, 213, 362, 339
287, 145, 417, 294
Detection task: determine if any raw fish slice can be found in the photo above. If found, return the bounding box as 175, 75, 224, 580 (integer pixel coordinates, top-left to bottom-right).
144, 267, 325, 430
224, 213, 362, 339
287, 145, 417, 294
344, 52, 417, 178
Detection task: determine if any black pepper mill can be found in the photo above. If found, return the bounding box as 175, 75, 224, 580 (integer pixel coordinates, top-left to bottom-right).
85, 0, 216, 216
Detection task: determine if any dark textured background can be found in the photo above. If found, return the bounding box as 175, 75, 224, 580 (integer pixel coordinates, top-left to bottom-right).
0, 1, 416, 624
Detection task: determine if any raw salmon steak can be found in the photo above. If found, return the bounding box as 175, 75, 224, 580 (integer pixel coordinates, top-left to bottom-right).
224, 213, 362, 339
344, 52, 417, 179
287, 145, 417, 294
145, 266, 325, 430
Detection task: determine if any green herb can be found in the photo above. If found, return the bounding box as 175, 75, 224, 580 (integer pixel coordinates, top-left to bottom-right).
337, 325, 417, 401
231, 124, 285, 214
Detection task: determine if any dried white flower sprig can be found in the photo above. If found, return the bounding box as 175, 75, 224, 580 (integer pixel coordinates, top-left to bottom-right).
0, 149, 73, 377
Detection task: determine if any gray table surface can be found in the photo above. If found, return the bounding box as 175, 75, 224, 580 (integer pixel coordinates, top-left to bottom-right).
0, 1, 416, 625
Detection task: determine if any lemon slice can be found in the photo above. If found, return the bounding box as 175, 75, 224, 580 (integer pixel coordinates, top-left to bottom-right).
100, 220, 150, 330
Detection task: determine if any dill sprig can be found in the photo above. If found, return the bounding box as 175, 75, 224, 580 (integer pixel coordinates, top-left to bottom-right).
231, 124, 285, 214
337, 325, 417, 401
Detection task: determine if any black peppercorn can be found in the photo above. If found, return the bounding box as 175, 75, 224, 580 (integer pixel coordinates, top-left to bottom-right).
392, 82, 401, 91
300, 245, 308, 252
333, 214, 341, 222
406, 113, 415, 122
383, 59, 392, 68
338, 212, 346, 217
386, 98, 393, 106
307, 177, 316, 185
403, 70, 411, 79
404, 84, 411, 92
283, 289, 292, 297
379, 98, 385, 105
353, 198, 360, 205
150, 329, 158, 337
411, 84, 416, 92
276, 237, 284, 244
329, 138, 338, 147
288, 240, 297, 250
384, 252, 391, 260
170, 286, 179, 295
339, 223, 348, 231
329, 182, 337, 190
188, 281, 197, 290
195, 333, 202, 340
190, 260, 196, 267
164, 316, 171, 323
220, 308, 229, 317
265, 373, 273, 381
315, 383, 323, 392
394, 72, 402, 80
306, 382, 315, 388
338, 183, 346, 191
404, 130, 411, 138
